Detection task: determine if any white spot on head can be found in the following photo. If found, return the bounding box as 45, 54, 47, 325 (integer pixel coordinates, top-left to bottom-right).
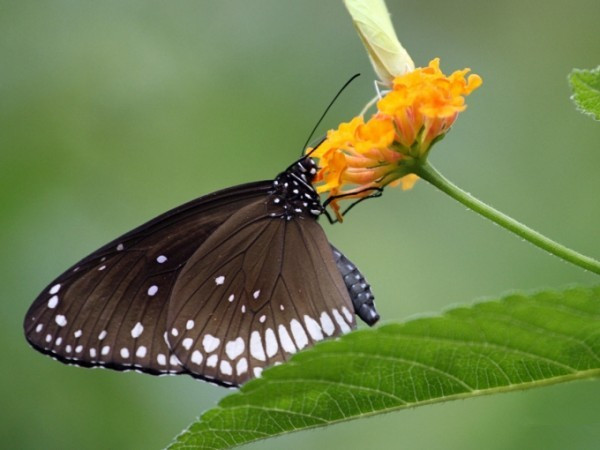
253, 290, 261, 299
131, 322, 144, 338
186, 319, 195, 330
225, 337, 245, 360
75, 345, 83, 353
55, 337, 62, 346
236, 357, 248, 375
319, 311, 335, 336
156, 255, 167, 263
191, 350, 203, 365
136, 346, 147, 358
55, 315, 67, 327
304, 315, 324, 341
342, 306, 353, 323
259, 315, 266, 323
206, 354, 218, 368
290, 319, 308, 349
250, 331, 266, 361
265, 328, 278, 357
228, 294, 235, 302
220, 360, 233, 375
182, 337, 193, 350
120, 347, 130, 358
147, 285, 158, 296
45, 334, 52, 343
116, 243, 124, 251
278, 325, 297, 354
171, 327, 179, 337
101, 345, 110, 356
202, 334, 220, 353
89, 348, 97, 358
98, 265, 106, 271
35, 323, 43, 333
253, 367, 263, 378
47, 296, 59, 309
157, 354, 167, 366
170, 354, 181, 366
49, 284, 61, 295
215, 275, 225, 285
332, 308, 351, 333
74, 329, 82, 338
98, 330, 107, 340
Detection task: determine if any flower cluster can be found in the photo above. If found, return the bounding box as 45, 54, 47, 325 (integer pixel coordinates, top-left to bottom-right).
309, 58, 482, 220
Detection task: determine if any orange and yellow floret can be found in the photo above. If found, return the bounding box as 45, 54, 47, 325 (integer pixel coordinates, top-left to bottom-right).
309, 58, 482, 221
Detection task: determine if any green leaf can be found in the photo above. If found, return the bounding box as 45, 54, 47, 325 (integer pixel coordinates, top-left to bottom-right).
569, 66, 600, 120
170, 286, 600, 449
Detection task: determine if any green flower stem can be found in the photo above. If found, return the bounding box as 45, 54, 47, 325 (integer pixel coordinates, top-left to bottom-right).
413, 161, 600, 275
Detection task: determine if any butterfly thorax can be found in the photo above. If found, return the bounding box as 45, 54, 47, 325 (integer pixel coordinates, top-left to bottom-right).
268, 157, 322, 220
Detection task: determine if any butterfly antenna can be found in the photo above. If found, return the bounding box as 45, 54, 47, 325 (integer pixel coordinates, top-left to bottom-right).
302, 73, 361, 156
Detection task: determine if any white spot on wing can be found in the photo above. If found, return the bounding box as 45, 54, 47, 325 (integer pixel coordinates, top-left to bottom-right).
253, 367, 263, 378
319, 312, 335, 336
304, 315, 324, 341
278, 325, 297, 354
147, 285, 158, 296
342, 306, 353, 323
131, 322, 144, 338
136, 346, 147, 358
215, 275, 225, 285
250, 331, 266, 361
265, 328, 278, 357
45, 334, 52, 343
290, 319, 308, 349
225, 337, 245, 360
157, 354, 167, 366
220, 360, 233, 375
253, 290, 261, 299
89, 348, 97, 358
206, 354, 218, 367
241, 305, 246, 313
332, 308, 351, 333
186, 319, 195, 330
55, 315, 67, 327
182, 338, 193, 350
156, 255, 167, 263
170, 354, 181, 366
98, 265, 106, 271
47, 296, 59, 309
191, 350, 203, 365
65, 345, 72, 353
101, 345, 110, 356
120, 347, 130, 358
98, 330, 107, 340
171, 328, 179, 337
35, 323, 43, 333
236, 357, 248, 375
55, 337, 62, 346
75, 345, 83, 353
259, 315, 266, 323
116, 243, 124, 251
228, 294, 235, 302
202, 334, 220, 353
49, 284, 61, 294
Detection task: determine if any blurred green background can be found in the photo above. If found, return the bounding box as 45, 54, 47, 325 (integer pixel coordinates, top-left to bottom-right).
2, 1, 599, 449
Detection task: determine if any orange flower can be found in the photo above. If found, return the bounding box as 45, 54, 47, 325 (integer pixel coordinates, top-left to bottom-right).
309, 58, 481, 221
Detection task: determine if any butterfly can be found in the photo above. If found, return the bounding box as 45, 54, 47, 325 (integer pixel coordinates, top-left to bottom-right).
23, 155, 379, 387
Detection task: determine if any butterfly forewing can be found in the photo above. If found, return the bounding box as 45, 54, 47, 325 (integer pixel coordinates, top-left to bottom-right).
24, 182, 272, 375
166, 198, 356, 385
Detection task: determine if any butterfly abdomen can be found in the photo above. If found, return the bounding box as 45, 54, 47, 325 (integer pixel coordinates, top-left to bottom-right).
331, 246, 379, 326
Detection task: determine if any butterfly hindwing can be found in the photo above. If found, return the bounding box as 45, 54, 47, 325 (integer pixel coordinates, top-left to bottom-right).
166, 198, 356, 386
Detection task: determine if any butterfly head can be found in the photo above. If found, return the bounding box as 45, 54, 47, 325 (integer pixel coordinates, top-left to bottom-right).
269, 157, 322, 220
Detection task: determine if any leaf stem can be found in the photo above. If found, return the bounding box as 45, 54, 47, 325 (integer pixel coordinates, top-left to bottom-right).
413, 161, 600, 275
